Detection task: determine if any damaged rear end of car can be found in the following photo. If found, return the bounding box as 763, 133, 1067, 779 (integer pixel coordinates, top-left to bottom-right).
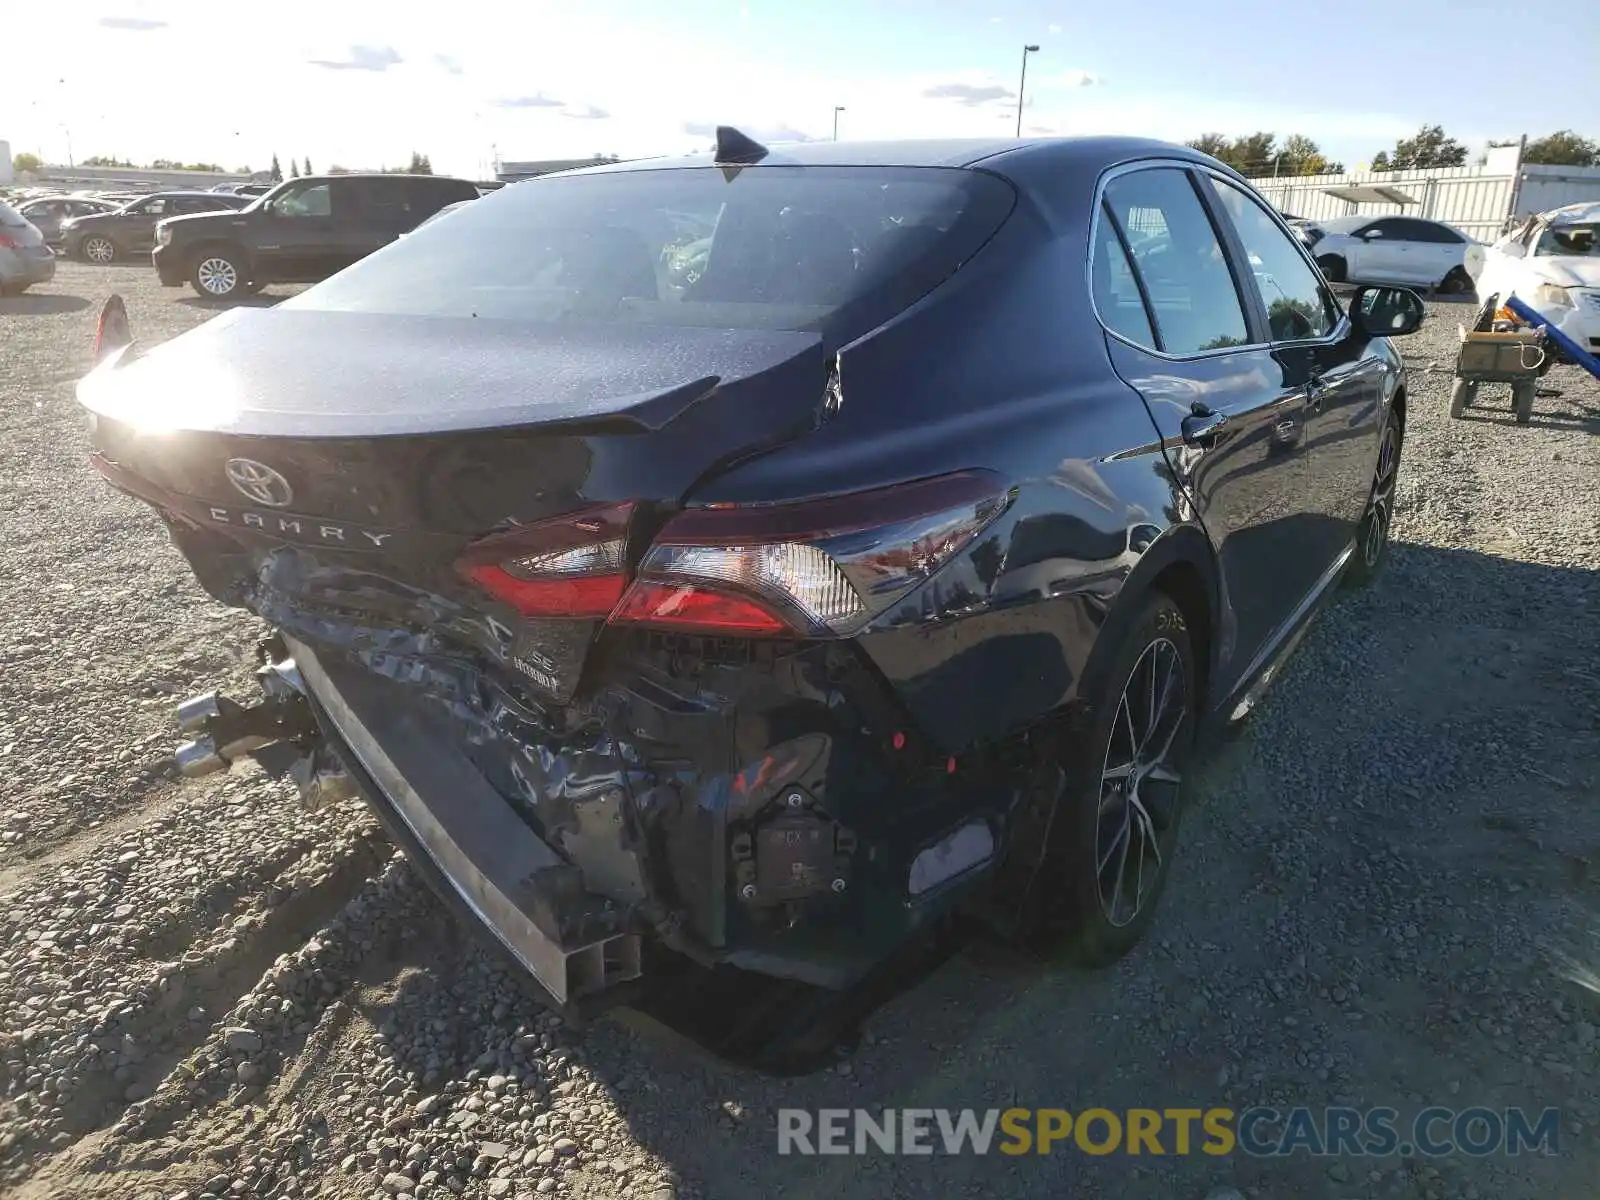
76, 153, 1050, 1024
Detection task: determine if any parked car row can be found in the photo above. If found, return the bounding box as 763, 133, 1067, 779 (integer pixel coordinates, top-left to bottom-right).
2, 173, 485, 301
153, 172, 481, 298
62, 191, 256, 262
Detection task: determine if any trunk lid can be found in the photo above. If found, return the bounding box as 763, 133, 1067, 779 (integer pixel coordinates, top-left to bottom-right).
82, 311, 834, 699
80, 310, 831, 530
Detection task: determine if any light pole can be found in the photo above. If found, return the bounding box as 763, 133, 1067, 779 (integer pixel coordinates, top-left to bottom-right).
832, 106, 845, 141
1016, 44, 1039, 138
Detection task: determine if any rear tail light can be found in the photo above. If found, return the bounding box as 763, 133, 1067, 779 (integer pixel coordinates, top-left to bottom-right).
0, 234, 19, 251
453, 502, 634, 618
454, 473, 1013, 638
93, 295, 132, 365
620, 471, 1013, 637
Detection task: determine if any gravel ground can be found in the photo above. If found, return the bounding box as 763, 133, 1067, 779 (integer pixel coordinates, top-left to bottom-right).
2, 263, 1598, 1200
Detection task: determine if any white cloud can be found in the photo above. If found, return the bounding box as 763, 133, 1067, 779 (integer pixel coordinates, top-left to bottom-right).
923, 81, 1015, 107
1048, 22, 1062, 33
98, 16, 167, 31
495, 94, 565, 109
308, 44, 402, 72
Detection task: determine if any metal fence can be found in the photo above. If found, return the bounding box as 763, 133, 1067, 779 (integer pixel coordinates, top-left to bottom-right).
1517, 164, 1600, 217
1250, 166, 1517, 242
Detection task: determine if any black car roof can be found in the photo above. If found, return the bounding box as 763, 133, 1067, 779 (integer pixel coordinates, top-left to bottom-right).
560, 135, 1211, 179
295, 173, 478, 184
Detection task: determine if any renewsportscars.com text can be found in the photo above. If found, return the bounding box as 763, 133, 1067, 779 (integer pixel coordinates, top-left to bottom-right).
777, 1107, 1561, 1157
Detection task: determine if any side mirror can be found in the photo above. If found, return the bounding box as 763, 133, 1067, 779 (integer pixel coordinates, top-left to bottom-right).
1351, 285, 1425, 337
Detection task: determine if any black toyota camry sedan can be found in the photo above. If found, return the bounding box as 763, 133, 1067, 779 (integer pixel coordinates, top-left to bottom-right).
77, 130, 1421, 1035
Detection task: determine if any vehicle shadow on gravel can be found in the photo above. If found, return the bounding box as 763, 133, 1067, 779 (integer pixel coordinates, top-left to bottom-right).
0, 294, 92, 316
341, 544, 1600, 1200
176, 294, 285, 312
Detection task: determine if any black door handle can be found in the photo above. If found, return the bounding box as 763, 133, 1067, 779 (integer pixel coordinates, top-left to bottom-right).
1306, 376, 1327, 412
1181, 403, 1229, 447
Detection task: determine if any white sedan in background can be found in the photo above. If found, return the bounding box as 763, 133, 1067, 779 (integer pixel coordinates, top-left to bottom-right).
1475, 202, 1600, 357
1299, 215, 1485, 294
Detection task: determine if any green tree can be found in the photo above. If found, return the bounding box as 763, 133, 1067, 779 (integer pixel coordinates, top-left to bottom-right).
1369, 150, 1391, 171
303, 156, 313, 176
1278, 134, 1343, 176
288, 160, 299, 178
1382, 125, 1468, 170
11, 151, 42, 173
269, 152, 283, 182
407, 151, 434, 175
1523, 130, 1600, 167
1186, 132, 1338, 176
1187, 133, 1232, 160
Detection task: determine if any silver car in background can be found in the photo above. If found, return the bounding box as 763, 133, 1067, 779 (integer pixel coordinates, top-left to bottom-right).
0, 200, 56, 296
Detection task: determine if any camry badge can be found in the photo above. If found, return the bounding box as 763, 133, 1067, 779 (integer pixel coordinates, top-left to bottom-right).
224, 458, 293, 508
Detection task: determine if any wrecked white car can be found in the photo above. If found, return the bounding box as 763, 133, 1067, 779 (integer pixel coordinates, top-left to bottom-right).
1477, 201, 1600, 357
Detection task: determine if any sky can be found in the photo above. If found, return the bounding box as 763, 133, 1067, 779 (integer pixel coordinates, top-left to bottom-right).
4, 0, 1598, 180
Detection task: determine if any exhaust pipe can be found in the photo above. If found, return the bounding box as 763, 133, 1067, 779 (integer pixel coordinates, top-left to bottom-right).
170, 659, 317, 781
174, 735, 227, 778
176, 692, 223, 735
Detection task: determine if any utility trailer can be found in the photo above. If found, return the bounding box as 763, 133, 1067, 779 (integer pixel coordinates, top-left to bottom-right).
1449, 292, 1550, 424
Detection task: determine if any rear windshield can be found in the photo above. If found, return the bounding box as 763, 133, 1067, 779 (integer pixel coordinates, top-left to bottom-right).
285, 165, 1016, 333
0, 201, 28, 228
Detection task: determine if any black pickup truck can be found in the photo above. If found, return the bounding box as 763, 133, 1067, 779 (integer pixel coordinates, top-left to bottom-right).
153, 173, 480, 300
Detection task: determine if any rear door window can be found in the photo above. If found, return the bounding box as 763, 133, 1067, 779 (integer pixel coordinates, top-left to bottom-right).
344, 178, 414, 228
1090, 206, 1156, 348
285, 165, 1017, 336
1101, 168, 1250, 355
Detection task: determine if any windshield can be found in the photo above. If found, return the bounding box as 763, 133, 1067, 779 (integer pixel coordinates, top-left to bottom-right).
286, 165, 1016, 334
1534, 223, 1599, 257
0, 201, 29, 227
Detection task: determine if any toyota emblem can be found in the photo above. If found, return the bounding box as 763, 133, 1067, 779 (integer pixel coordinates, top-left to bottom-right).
224, 458, 294, 508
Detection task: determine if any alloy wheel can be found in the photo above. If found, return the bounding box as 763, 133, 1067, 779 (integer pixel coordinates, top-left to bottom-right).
1095, 637, 1187, 928
1363, 422, 1399, 569
84, 237, 114, 264
197, 257, 238, 297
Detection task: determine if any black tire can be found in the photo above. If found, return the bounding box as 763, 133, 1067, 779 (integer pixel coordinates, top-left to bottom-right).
1316, 254, 1347, 283
1513, 383, 1535, 425
1449, 379, 1477, 418
242, 278, 267, 295
1019, 592, 1198, 967
80, 235, 117, 264
190, 247, 247, 300
1438, 266, 1474, 296
1343, 409, 1402, 589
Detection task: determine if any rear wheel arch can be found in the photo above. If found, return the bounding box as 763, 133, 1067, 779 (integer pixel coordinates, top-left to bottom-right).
1147, 557, 1214, 718
1077, 524, 1221, 717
